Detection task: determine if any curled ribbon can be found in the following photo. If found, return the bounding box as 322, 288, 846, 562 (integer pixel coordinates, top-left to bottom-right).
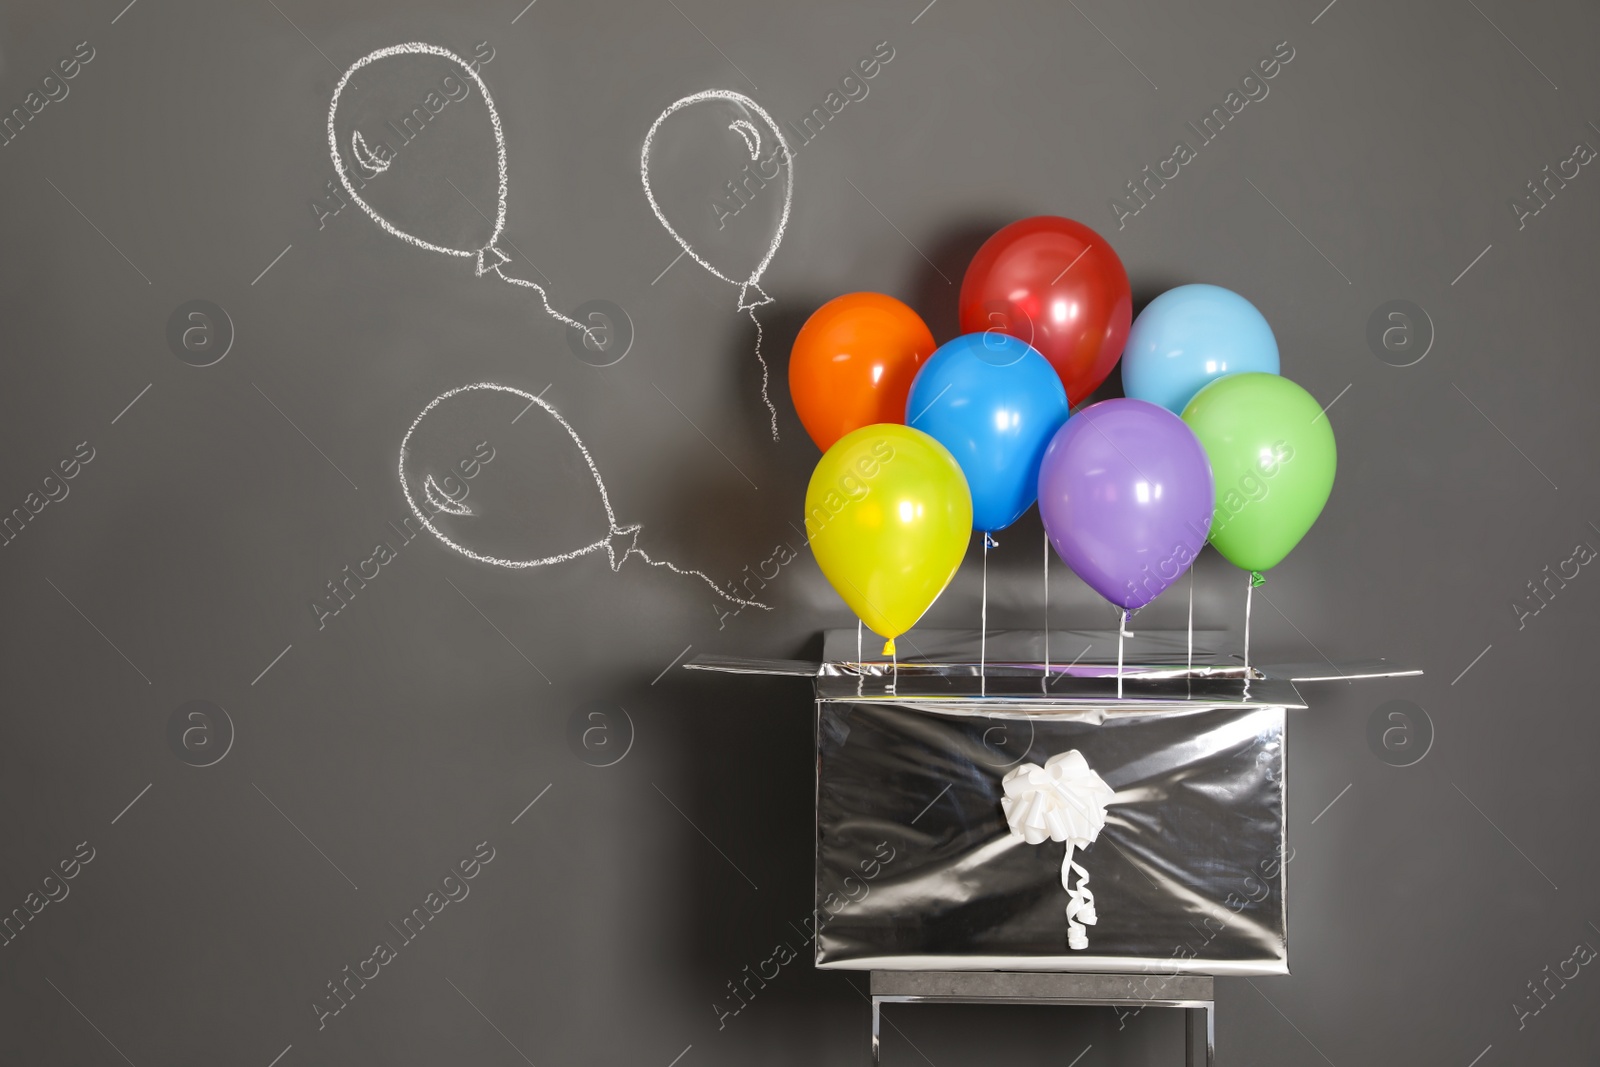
1000, 750, 1117, 951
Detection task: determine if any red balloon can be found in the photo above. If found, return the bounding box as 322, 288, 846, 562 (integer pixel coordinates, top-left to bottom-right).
958, 217, 1132, 406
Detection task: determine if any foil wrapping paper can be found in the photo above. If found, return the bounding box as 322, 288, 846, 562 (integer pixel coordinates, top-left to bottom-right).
814, 698, 1288, 975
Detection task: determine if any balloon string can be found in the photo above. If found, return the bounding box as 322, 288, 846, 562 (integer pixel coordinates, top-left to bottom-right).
980, 534, 989, 693
1187, 567, 1195, 676
490, 266, 597, 338
1244, 571, 1253, 677
1043, 530, 1050, 684
745, 306, 780, 441
1116, 609, 1126, 700
856, 620, 864, 695
627, 544, 769, 609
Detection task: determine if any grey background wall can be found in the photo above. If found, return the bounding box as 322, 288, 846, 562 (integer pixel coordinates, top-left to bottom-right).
1, 0, 1597, 1063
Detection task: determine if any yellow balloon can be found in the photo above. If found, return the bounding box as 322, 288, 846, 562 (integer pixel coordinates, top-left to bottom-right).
805, 424, 972, 654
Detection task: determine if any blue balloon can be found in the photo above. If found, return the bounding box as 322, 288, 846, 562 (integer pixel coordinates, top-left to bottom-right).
1121, 284, 1280, 414
905, 333, 1069, 534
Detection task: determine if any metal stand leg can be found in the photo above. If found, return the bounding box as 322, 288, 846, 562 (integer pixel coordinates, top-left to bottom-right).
869, 971, 1215, 1065
1184, 1005, 1214, 1066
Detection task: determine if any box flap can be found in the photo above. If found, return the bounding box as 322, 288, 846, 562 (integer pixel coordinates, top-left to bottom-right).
682, 629, 1419, 710
683, 653, 819, 677
1259, 659, 1423, 683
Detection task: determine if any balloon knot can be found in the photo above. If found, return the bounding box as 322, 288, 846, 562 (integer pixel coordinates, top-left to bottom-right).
475, 244, 512, 276
1251, 571, 1266, 588
605, 524, 642, 571
984, 533, 998, 549
736, 281, 773, 311
882, 637, 896, 657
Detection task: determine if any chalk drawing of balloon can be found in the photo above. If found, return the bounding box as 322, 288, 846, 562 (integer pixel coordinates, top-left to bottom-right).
642, 90, 794, 439
329, 43, 592, 338
399, 382, 766, 609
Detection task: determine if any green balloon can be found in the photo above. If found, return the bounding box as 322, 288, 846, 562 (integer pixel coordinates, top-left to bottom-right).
1181, 373, 1336, 572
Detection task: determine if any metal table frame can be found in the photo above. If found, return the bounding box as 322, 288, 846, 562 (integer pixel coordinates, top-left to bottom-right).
868, 971, 1214, 1065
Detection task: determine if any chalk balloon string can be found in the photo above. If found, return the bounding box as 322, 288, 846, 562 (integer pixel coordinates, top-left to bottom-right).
641, 89, 794, 442
490, 265, 597, 342
398, 383, 767, 610
744, 304, 779, 441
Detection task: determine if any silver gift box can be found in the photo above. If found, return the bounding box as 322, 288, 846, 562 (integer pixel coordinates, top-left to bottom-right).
690, 629, 1416, 978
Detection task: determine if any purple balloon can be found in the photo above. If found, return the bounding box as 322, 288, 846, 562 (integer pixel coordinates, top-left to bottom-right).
1038, 398, 1214, 611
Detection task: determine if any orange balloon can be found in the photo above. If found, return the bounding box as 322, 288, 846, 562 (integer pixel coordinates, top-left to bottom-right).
789, 292, 936, 452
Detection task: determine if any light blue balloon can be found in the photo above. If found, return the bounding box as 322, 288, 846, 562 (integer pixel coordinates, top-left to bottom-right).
1121, 284, 1279, 414
905, 333, 1069, 534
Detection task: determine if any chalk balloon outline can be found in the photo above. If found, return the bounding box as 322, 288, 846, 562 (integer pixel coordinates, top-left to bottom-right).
328, 42, 591, 337
351, 130, 393, 177
398, 382, 768, 609
328, 43, 507, 267
641, 89, 794, 438
423, 474, 473, 515
641, 89, 793, 309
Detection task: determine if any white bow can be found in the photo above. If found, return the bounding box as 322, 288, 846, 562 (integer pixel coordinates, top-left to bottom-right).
1001, 750, 1116, 950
